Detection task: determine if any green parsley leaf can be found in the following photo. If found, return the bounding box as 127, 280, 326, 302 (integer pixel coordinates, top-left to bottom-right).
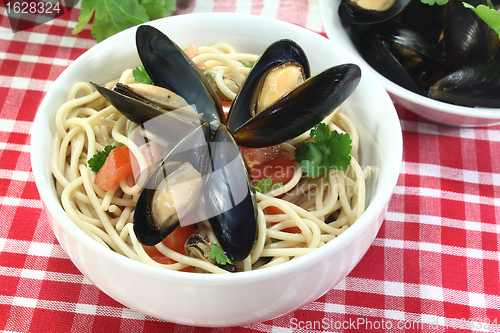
295, 143, 324, 179
163, 0, 176, 12
420, 0, 449, 5
295, 123, 352, 182
73, 0, 177, 43
463, 2, 500, 38
73, 0, 148, 43
88, 145, 116, 172
210, 242, 234, 266
132, 64, 152, 84
420, 0, 500, 38
254, 178, 283, 193
140, 0, 167, 20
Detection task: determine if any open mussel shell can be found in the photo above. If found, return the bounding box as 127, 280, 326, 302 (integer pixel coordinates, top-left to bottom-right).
136, 25, 224, 134
133, 122, 211, 246
231, 63, 362, 147
185, 234, 237, 272
203, 124, 257, 262
92, 82, 199, 147
226, 39, 310, 132
92, 82, 199, 126
428, 61, 500, 108
338, 0, 411, 25
92, 82, 165, 125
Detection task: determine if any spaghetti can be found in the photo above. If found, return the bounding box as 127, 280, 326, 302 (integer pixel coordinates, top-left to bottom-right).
51, 42, 372, 274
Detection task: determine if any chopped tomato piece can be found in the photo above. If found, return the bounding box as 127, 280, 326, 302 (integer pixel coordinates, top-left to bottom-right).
151, 256, 176, 264
142, 244, 163, 258
265, 206, 301, 234
264, 206, 285, 215
166, 216, 197, 255
249, 156, 296, 185
221, 101, 232, 120
184, 43, 199, 58
241, 145, 282, 167
142, 213, 197, 255
142, 214, 197, 272
184, 43, 206, 70
282, 226, 301, 233
94, 146, 133, 191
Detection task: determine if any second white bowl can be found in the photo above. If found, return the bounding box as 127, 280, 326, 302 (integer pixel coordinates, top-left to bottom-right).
320, 0, 500, 127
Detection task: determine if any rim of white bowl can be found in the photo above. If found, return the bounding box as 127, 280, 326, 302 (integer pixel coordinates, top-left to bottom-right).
31, 12, 403, 284
319, 0, 500, 122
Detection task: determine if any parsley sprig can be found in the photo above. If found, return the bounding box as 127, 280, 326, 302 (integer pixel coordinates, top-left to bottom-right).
72, 0, 176, 43
88, 145, 116, 172
254, 178, 283, 193
210, 242, 234, 266
294, 123, 352, 182
463, 1, 500, 38
421, 0, 500, 38
132, 64, 152, 84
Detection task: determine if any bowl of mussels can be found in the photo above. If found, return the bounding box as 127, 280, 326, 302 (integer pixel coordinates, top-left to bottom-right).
31, 13, 402, 326
320, 0, 500, 127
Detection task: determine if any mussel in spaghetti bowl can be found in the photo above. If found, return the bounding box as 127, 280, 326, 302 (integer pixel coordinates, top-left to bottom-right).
50, 24, 372, 274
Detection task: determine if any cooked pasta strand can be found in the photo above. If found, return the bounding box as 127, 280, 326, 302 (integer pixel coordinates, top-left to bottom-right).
51, 43, 371, 274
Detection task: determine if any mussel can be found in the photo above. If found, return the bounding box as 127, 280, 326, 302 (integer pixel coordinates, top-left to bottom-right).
428, 60, 500, 107
356, 24, 452, 94
185, 234, 237, 273
442, 0, 494, 70
338, 0, 411, 24
340, 0, 500, 108
356, 28, 425, 95
95, 25, 361, 263
400, 0, 444, 46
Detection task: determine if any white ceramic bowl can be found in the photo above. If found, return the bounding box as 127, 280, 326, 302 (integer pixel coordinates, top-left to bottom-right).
320, 0, 500, 127
31, 13, 402, 327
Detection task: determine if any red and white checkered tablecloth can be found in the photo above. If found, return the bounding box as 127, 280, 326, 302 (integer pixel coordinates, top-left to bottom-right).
1, 0, 500, 332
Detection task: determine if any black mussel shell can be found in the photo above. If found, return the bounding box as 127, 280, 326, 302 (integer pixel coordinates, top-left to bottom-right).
374, 25, 447, 65
92, 82, 197, 125
443, 0, 494, 70
204, 125, 257, 262
428, 61, 500, 108
231, 63, 361, 147
355, 30, 424, 93
400, 0, 444, 46
136, 25, 224, 134
92, 82, 198, 143
92, 82, 165, 125
133, 122, 211, 246
372, 26, 452, 92
226, 39, 310, 133
338, 0, 411, 25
